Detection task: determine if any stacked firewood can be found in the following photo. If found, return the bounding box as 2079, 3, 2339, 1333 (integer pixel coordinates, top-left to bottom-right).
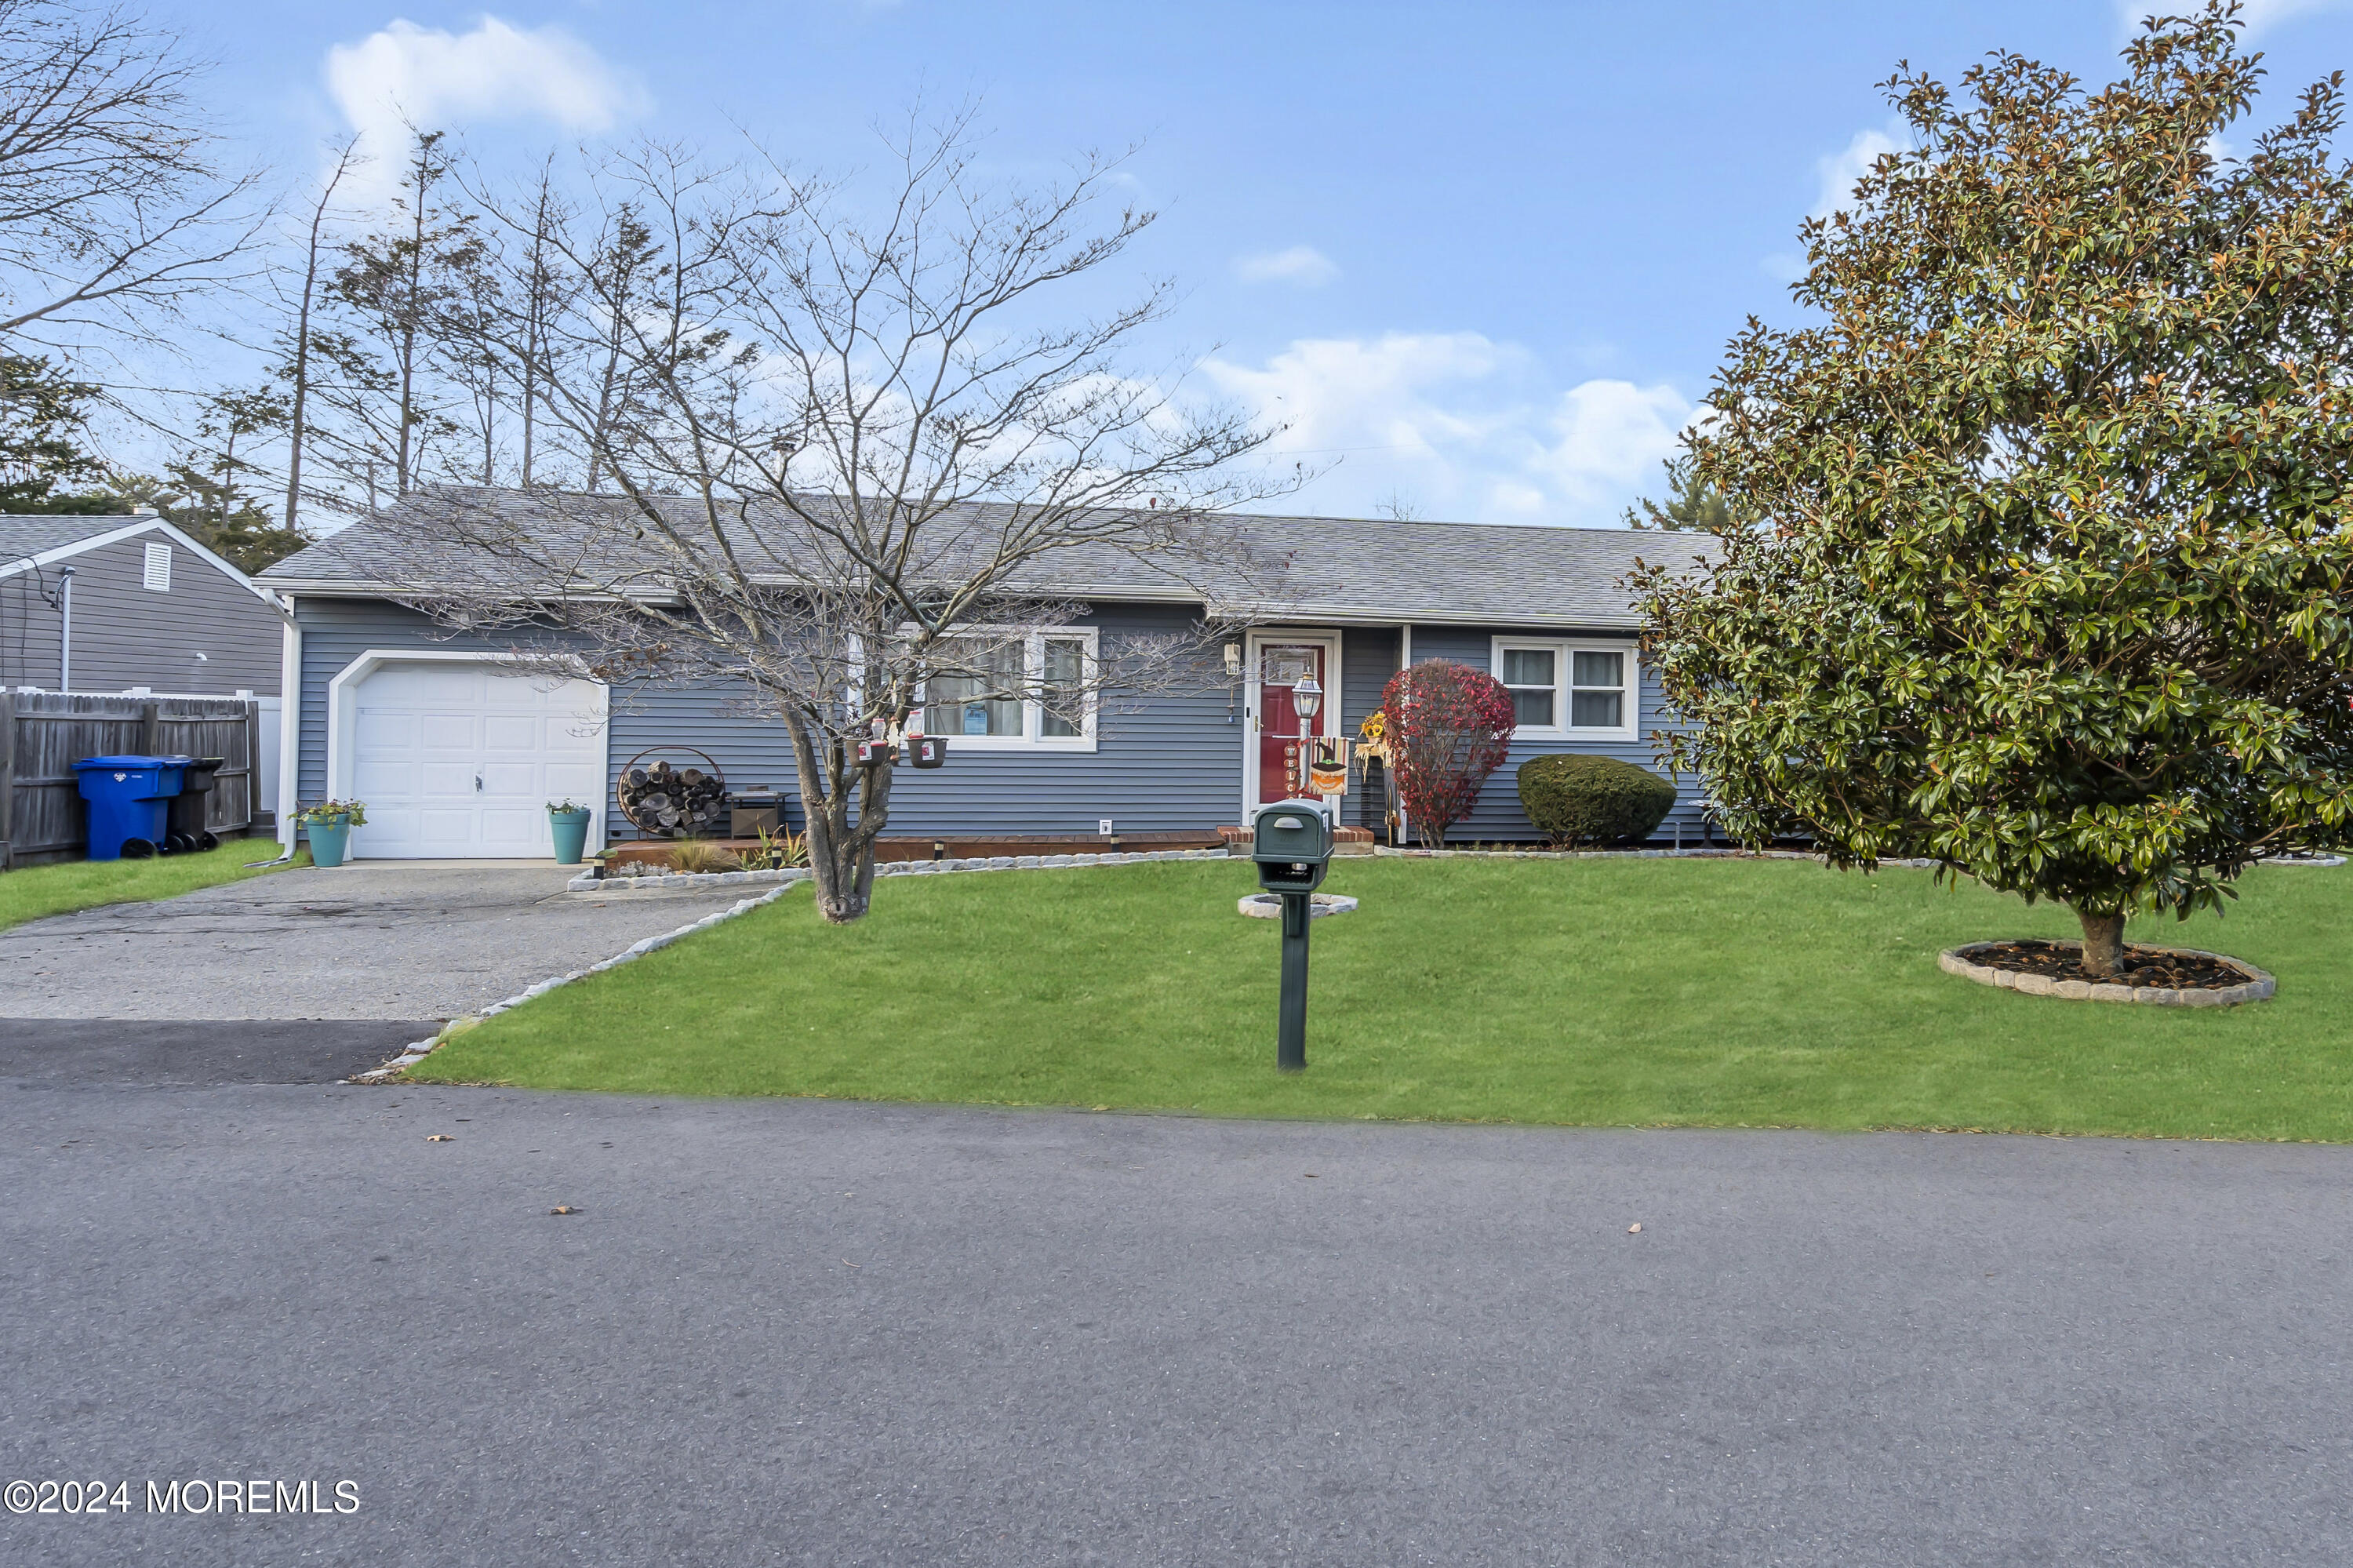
617, 759, 728, 838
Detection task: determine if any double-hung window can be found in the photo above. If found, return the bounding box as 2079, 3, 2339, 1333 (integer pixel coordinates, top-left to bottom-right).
1498, 645, 1561, 729
1490, 637, 1636, 738
922, 628, 1097, 749
926, 638, 1024, 738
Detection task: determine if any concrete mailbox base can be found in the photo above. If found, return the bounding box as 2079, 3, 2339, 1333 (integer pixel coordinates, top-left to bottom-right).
1238, 893, 1358, 919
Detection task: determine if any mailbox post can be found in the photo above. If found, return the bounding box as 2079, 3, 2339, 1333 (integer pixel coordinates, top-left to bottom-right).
1250, 800, 1333, 1072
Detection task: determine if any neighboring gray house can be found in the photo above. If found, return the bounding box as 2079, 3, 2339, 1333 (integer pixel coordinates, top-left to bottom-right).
0, 514, 285, 697
256, 489, 1715, 859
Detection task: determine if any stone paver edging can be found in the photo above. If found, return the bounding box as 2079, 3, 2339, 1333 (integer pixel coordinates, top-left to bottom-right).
1374, 846, 1944, 868
567, 846, 1230, 895
1238, 893, 1358, 919
1938, 940, 2275, 1006
359, 848, 1238, 1080
355, 882, 809, 1080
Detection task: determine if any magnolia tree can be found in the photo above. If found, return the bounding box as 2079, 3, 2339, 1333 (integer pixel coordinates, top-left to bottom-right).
1379, 660, 1515, 847
388, 120, 1289, 922
1631, 5, 2353, 976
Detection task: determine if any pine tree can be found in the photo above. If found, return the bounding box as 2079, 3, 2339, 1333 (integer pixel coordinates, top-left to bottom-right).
0, 355, 117, 511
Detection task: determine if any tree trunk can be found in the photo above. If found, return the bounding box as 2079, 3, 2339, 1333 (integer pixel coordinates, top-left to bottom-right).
285, 142, 354, 535
784, 715, 884, 924
2076, 908, 2126, 977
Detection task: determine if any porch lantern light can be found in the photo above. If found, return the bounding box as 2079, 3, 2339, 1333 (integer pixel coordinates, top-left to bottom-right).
1288, 676, 1324, 798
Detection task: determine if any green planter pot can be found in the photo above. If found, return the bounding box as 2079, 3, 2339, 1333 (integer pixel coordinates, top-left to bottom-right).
547, 808, 594, 866
307, 813, 351, 868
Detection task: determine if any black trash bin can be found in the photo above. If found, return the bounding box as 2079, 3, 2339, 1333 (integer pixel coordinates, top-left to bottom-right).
164, 756, 227, 853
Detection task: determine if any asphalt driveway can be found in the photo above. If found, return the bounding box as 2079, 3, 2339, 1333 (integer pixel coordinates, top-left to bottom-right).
2, 1086, 2348, 1566
0, 864, 766, 1080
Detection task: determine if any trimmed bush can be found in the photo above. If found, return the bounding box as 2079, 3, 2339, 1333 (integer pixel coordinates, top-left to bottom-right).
1517, 754, 1678, 847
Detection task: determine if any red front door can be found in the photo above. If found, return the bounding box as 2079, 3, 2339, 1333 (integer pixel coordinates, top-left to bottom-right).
1257, 643, 1328, 804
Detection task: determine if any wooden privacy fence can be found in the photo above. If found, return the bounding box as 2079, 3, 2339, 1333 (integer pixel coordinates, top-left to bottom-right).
1, 692, 262, 868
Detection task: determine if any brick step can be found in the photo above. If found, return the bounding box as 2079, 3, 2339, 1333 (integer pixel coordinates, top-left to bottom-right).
1219, 824, 1378, 856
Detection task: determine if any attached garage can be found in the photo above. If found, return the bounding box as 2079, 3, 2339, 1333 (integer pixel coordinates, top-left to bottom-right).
329, 653, 608, 859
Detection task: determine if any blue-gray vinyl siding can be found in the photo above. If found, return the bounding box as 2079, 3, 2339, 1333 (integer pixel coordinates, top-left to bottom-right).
866, 602, 1240, 835
1, 531, 281, 695
1338, 627, 1402, 834
292, 598, 1704, 842
293, 598, 1239, 840
1395, 624, 1705, 843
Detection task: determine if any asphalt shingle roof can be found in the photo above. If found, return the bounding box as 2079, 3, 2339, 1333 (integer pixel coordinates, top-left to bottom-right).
0, 512, 153, 565
259, 487, 1718, 631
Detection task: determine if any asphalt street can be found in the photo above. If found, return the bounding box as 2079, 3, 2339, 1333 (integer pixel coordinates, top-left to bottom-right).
0, 1018, 442, 1086
5, 1063, 2350, 1566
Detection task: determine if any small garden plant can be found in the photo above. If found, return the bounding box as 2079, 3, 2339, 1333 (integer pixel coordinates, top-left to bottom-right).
667, 839, 744, 875
740, 828, 810, 870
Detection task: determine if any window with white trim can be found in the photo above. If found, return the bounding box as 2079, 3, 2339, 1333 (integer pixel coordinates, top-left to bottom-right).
921, 628, 1098, 749
1497, 645, 1559, 729
142, 541, 172, 591
1491, 637, 1636, 737
1039, 635, 1089, 739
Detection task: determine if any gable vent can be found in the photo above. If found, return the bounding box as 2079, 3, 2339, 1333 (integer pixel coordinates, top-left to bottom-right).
143, 541, 172, 591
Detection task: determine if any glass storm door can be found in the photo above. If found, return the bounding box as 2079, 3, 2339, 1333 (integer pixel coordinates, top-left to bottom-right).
1257, 643, 1328, 805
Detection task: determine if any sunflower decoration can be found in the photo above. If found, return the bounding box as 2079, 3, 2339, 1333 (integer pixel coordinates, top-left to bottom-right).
1356, 709, 1390, 763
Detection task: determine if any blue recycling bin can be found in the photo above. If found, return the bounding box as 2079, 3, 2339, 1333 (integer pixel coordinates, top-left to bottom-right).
75, 755, 187, 861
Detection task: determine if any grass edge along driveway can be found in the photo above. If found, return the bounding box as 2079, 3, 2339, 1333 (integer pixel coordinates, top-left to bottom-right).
409, 856, 2353, 1144
0, 840, 301, 931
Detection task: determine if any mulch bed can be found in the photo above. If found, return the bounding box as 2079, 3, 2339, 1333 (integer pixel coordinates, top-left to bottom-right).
1963, 940, 2248, 991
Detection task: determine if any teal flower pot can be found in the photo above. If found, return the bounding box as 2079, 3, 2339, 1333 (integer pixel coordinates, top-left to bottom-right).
548, 807, 593, 866
307, 813, 351, 868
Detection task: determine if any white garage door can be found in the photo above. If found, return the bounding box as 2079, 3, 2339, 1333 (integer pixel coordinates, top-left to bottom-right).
347, 662, 609, 859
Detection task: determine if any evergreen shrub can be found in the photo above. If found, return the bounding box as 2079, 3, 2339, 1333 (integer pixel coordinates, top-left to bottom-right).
1517, 755, 1676, 847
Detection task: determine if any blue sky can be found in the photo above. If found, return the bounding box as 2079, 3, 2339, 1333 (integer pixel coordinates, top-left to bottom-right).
171, 1, 2353, 526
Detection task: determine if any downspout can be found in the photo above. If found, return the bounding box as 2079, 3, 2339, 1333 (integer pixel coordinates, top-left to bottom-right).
247, 595, 303, 866
56, 566, 73, 690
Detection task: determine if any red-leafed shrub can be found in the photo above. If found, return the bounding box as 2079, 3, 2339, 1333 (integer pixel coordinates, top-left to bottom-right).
1379, 660, 1517, 847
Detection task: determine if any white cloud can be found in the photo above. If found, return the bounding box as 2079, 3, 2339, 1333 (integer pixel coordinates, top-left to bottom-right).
1200, 332, 1692, 526
1811, 124, 1904, 222
1234, 245, 1340, 287
1758, 121, 1910, 278
2115, 0, 2348, 34
1537, 380, 1693, 501
325, 16, 647, 160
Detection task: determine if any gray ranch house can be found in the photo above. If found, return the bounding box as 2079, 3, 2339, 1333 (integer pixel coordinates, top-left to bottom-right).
256, 490, 1712, 859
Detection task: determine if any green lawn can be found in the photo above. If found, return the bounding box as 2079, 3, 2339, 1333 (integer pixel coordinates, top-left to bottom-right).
409, 855, 2353, 1141
0, 839, 301, 930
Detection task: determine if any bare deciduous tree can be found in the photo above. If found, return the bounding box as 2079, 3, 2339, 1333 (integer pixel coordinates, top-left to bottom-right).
0, 0, 262, 351
278, 136, 360, 534
304, 130, 482, 505
388, 118, 1294, 922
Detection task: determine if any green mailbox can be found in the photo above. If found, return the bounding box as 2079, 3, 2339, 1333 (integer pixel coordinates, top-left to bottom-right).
1251, 801, 1333, 895
1249, 800, 1334, 1071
